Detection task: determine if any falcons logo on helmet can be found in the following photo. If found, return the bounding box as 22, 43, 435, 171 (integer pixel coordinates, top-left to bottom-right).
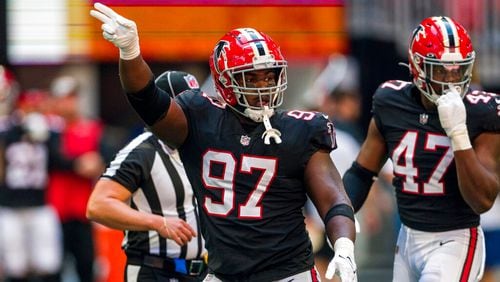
410, 25, 426, 50
212, 40, 230, 77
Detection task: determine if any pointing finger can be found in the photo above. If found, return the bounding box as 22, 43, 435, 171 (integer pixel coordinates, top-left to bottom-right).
94, 2, 119, 20
90, 9, 113, 25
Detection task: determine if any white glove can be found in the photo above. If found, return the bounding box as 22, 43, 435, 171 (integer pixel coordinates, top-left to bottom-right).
325, 237, 357, 282
90, 3, 140, 60
436, 87, 471, 151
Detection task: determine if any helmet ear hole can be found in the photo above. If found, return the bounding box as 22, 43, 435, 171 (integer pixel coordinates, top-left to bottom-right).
219, 75, 227, 85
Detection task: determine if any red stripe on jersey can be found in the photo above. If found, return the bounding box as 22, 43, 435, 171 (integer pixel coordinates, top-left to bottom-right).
460, 227, 478, 282
311, 266, 320, 282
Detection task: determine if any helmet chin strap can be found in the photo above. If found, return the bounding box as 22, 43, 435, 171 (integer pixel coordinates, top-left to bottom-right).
244, 106, 282, 145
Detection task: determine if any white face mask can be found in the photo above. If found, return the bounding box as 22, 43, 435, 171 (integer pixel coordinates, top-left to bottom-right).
412, 53, 474, 105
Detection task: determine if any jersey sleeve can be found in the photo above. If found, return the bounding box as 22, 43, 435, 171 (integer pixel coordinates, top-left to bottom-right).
101, 139, 155, 193
464, 91, 500, 139
372, 80, 415, 136
310, 112, 337, 152
372, 83, 388, 135
285, 111, 337, 173
176, 89, 223, 118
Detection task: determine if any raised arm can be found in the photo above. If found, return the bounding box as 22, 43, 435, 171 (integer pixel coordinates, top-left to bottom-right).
89, 2, 150, 91
90, 3, 188, 147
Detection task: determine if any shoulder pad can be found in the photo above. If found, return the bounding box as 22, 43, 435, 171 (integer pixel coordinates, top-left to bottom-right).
464, 90, 500, 135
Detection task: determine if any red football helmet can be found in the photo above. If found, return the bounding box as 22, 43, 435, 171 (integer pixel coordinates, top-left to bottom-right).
408, 16, 475, 104
209, 27, 287, 120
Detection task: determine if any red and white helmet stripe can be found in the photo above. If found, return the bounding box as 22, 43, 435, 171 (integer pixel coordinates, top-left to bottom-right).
235, 28, 271, 57
432, 16, 462, 59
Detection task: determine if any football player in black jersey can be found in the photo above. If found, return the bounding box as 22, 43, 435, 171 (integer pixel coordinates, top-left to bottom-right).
90, 2, 357, 282
343, 16, 500, 282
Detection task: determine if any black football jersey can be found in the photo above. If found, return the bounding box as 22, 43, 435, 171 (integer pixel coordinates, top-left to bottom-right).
0, 115, 75, 207
373, 80, 500, 232
176, 90, 336, 280
0, 118, 49, 207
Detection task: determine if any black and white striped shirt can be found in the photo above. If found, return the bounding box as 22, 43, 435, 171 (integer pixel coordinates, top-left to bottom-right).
102, 131, 205, 259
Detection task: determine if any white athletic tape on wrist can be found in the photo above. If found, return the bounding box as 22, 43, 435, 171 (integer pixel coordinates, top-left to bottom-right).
451, 132, 472, 151
119, 45, 141, 60
450, 124, 472, 151
333, 237, 354, 254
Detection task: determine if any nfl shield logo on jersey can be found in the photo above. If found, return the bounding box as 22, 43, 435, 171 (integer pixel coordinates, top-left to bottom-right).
240, 135, 251, 146
419, 113, 429, 125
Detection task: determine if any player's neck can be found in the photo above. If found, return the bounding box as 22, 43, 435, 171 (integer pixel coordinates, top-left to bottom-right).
419, 94, 437, 111
233, 112, 260, 133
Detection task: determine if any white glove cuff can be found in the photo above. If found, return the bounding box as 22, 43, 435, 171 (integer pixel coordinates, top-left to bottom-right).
333, 237, 354, 255
119, 43, 141, 60
450, 124, 472, 151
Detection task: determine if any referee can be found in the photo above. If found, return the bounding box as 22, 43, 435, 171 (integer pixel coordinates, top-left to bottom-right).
87, 71, 206, 282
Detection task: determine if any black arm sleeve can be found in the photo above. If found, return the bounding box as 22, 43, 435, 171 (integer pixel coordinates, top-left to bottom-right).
342, 161, 377, 212
125, 78, 171, 126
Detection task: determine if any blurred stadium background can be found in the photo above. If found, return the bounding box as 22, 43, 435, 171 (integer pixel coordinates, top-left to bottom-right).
1, 1, 499, 281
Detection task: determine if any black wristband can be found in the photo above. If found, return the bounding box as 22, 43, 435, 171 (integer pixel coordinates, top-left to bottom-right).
323, 203, 355, 226
126, 79, 172, 126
